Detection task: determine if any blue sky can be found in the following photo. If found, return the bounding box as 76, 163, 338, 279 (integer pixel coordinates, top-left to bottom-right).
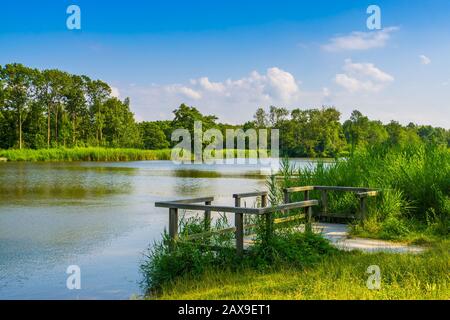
1, 0, 449, 127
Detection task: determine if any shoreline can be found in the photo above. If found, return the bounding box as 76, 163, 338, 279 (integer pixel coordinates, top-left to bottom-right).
0, 147, 336, 162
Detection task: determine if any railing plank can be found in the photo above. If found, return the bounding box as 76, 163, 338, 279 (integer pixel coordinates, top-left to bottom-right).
357, 191, 379, 198
155, 201, 262, 214
284, 186, 315, 193
233, 191, 268, 199
260, 200, 319, 214
313, 186, 370, 192
169, 196, 215, 204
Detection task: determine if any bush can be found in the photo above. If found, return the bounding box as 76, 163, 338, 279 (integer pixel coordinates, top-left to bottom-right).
248, 230, 337, 269
140, 214, 336, 294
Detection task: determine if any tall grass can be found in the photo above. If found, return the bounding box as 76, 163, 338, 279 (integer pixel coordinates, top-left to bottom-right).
284, 143, 450, 240
156, 241, 449, 300
0, 147, 173, 161
0, 147, 271, 162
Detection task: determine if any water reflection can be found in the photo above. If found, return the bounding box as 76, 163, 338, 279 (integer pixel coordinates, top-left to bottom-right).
0, 159, 319, 299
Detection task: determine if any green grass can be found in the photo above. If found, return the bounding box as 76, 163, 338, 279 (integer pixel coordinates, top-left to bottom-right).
0, 147, 173, 161
0, 147, 272, 162
154, 241, 449, 300
284, 143, 450, 242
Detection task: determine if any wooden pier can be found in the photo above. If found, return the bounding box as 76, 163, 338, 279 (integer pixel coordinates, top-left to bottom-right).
155, 186, 378, 255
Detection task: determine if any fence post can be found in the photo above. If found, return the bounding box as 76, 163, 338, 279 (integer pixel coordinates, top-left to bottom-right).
204, 201, 211, 231
304, 189, 310, 217
321, 190, 328, 217
283, 189, 290, 214
304, 190, 313, 232
234, 197, 244, 256
261, 194, 268, 208
304, 190, 310, 201
359, 196, 367, 222
169, 207, 178, 249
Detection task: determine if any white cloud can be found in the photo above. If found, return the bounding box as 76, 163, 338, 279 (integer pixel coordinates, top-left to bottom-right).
110, 86, 120, 98
111, 65, 449, 128
335, 59, 394, 93
165, 85, 202, 100
118, 67, 310, 123
194, 77, 226, 93
322, 27, 399, 51
266, 67, 300, 100
419, 54, 431, 65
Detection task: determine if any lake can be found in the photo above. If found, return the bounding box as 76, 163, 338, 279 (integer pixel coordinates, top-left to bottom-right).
0, 159, 320, 299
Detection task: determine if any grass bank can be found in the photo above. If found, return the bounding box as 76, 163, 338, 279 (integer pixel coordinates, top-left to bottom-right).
155, 241, 449, 300
0, 147, 272, 162
0, 147, 172, 161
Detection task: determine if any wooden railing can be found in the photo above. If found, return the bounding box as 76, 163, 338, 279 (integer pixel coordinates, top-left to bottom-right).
155, 192, 318, 255
283, 186, 379, 221
155, 186, 378, 255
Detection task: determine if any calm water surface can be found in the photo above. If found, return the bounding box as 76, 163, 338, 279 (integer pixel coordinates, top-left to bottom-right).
0, 159, 319, 299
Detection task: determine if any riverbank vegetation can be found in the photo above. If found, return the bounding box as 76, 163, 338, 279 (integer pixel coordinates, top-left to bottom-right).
0, 147, 272, 162
141, 206, 448, 299
1, 64, 448, 159
141, 141, 449, 299
0, 147, 172, 161
154, 241, 449, 300
283, 142, 449, 243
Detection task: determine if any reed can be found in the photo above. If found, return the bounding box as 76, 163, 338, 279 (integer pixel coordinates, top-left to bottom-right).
0, 147, 172, 162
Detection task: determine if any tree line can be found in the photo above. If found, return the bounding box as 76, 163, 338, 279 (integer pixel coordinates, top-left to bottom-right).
1, 64, 449, 156
141, 105, 449, 157
0, 63, 140, 149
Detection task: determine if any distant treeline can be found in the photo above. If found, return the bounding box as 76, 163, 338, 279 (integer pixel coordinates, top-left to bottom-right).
140, 105, 450, 157
1, 63, 449, 157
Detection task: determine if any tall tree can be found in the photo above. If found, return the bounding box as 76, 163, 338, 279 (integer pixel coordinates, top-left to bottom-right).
64, 75, 87, 146
253, 107, 268, 128
85, 78, 111, 145
1, 64, 35, 149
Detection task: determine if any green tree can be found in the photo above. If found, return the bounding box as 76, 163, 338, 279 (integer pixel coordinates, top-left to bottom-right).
1, 64, 36, 149
85, 78, 111, 146
172, 103, 218, 140
253, 107, 268, 128
140, 122, 170, 149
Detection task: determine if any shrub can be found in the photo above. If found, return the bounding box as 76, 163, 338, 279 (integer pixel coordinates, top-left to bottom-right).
140, 213, 336, 294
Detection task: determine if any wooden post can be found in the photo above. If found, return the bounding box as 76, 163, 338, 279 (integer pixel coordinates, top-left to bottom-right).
234, 197, 244, 256
304, 190, 310, 201
321, 190, 328, 217
261, 194, 268, 208
305, 205, 313, 233
360, 196, 367, 222
304, 190, 310, 216
304, 190, 312, 232
283, 190, 290, 214
169, 208, 178, 248
204, 201, 211, 231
